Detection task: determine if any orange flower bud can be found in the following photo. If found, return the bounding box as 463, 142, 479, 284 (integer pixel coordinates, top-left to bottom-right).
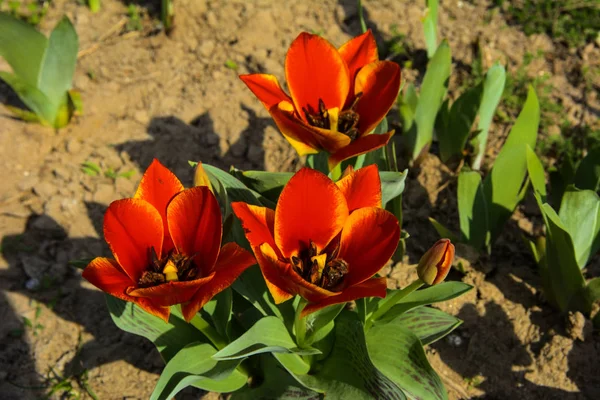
417, 239, 455, 285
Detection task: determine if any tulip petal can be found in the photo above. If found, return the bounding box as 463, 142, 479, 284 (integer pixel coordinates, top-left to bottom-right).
82, 257, 170, 322
301, 277, 387, 317
327, 130, 394, 170
181, 242, 256, 321
285, 32, 350, 120
104, 199, 164, 283
338, 207, 400, 287
231, 202, 278, 256
355, 61, 401, 135
270, 101, 353, 156
167, 186, 222, 273
275, 167, 349, 258
338, 30, 378, 106
335, 164, 382, 212
240, 74, 291, 110
257, 243, 336, 304
134, 159, 184, 252
126, 274, 215, 307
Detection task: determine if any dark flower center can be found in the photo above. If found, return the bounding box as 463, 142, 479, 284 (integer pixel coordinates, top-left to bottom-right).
290, 240, 349, 291
302, 93, 363, 140
137, 247, 199, 288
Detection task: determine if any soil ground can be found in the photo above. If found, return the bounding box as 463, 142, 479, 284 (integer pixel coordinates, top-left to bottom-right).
1, 0, 599, 399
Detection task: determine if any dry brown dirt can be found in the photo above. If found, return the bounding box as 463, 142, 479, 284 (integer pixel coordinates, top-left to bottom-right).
1, 0, 599, 399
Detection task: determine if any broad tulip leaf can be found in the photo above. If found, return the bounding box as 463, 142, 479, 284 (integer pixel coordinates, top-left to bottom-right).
105, 295, 202, 362
150, 342, 245, 400
294, 311, 406, 400
303, 303, 345, 345
558, 187, 600, 269
536, 195, 586, 312
0, 12, 47, 87
439, 84, 482, 163
398, 83, 418, 132
458, 170, 489, 250
471, 63, 506, 170
526, 145, 547, 201
574, 147, 600, 192
407, 41, 451, 160
212, 316, 320, 361
483, 86, 539, 241
203, 164, 272, 207
231, 169, 293, 202
380, 170, 407, 208
428, 217, 460, 243
202, 288, 233, 339
375, 282, 473, 324
38, 16, 78, 116
393, 306, 462, 346
367, 318, 447, 400
0, 71, 55, 125
423, 0, 439, 58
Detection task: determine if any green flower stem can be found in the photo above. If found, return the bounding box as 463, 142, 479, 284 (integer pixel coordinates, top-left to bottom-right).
294, 298, 308, 348
366, 278, 424, 330
190, 314, 228, 351
329, 161, 343, 181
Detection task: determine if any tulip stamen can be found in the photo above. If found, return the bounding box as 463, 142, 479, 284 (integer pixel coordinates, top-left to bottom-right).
138, 247, 199, 287
302, 94, 362, 141
290, 240, 348, 291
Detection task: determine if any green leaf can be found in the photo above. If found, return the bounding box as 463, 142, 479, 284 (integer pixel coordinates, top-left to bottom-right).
407, 41, 451, 160
584, 278, 600, 305
203, 164, 271, 207
303, 303, 344, 345
0, 72, 55, 124
0, 12, 47, 87
422, 0, 439, 58
212, 316, 320, 361
574, 148, 600, 192
439, 84, 483, 163
458, 170, 489, 250
231, 170, 292, 203
294, 311, 406, 400
105, 295, 202, 362
398, 84, 418, 133
471, 63, 506, 170
428, 217, 460, 243
360, 117, 391, 170
393, 306, 462, 346
202, 288, 233, 339
150, 342, 246, 400
380, 170, 407, 208
558, 187, 600, 269
367, 318, 447, 400
38, 16, 78, 118
536, 195, 586, 312
526, 145, 547, 201
483, 86, 539, 241
375, 282, 473, 324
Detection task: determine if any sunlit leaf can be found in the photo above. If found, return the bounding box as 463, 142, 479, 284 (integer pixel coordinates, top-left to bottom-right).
458, 170, 489, 251
392, 306, 462, 345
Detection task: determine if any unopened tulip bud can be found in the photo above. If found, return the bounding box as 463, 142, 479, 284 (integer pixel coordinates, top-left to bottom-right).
194, 162, 213, 192
417, 239, 455, 285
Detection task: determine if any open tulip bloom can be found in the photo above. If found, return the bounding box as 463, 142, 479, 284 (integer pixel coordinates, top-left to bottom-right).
232, 164, 401, 316
82, 159, 255, 322
241, 30, 401, 170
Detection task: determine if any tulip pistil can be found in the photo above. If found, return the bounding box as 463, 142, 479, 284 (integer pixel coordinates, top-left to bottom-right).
291, 240, 348, 291
138, 247, 199, 287
302, 94, 362, 141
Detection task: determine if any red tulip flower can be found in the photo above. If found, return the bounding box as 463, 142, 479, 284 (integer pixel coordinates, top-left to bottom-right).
232, 165, 400, 316
240, 31, 401, 170
82, 160, 255, 322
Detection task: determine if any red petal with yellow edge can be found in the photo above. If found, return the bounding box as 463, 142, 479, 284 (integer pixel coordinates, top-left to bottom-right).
338, 207, 399, 288
285, 32, 350, 121
167, 186, 222, 274
82, 257, 134, 298
126, 274, 215, 307
327, 130, 393, 170
256, 243, 336, 304
301, 277, 387, 317
82, 257, 170, 322
338, 30, 379, 107
274, 167, 348, 258
134, 159, 184, 252
104, 198, 164, 283
355, 61, 401, 135
231, 202, 279, 256
240, 74, 291, 110
181, 242, 255, 321
335, 164, 382, 212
